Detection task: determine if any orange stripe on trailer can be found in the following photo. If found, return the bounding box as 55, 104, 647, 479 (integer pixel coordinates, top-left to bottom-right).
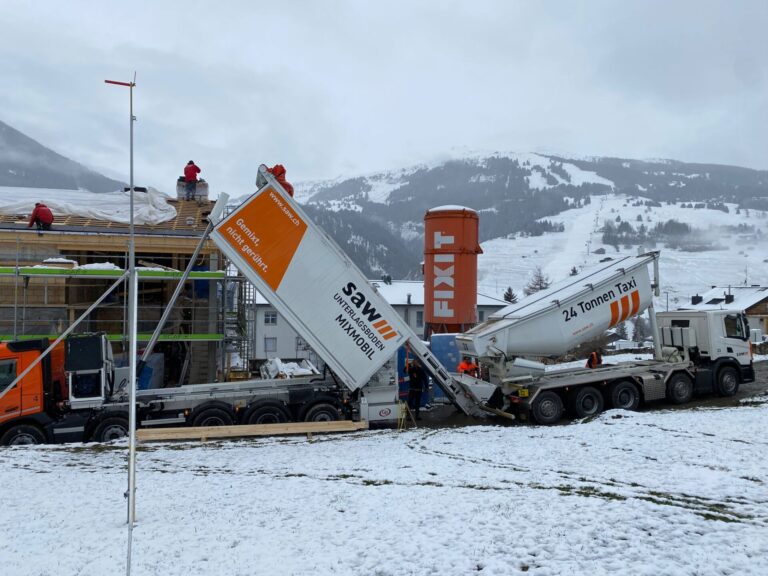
382, 330, 398, 341
377, 324, 392, 334
630, 290, 640, 316
372, 319, 387, 329
619, 295, 631, 322
610, 301, 620, 327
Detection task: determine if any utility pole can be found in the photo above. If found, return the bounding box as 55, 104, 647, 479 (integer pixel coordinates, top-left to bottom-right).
105, 73, 138, 576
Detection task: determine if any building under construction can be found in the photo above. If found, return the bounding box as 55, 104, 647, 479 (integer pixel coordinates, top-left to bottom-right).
0, 193, 253, 386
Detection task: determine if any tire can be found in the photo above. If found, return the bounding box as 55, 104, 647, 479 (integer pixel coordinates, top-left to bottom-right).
531, 391, 564, 425
1, 424, 46, 446
666, 373, 694, 405
303, 402, 341, 423
243, 402, 291, 425
716, 366, 739, 397
570, 386, 605, 418
92, 417, 129, 442
191, 407, 234, 427
610, 380, 641, 411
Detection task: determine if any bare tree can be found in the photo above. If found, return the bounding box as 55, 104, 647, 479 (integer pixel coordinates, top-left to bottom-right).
524, 267, 551, 296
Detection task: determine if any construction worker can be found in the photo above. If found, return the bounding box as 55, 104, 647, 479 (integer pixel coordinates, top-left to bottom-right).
406, 359, 428, 420
184, 160, 201, 201
266, 164, 294, 197
457, 356, 479, 378
586, 350, 603, 369
27, 202, 54, 234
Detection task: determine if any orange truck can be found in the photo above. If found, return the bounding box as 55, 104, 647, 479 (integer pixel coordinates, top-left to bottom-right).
0, 339, 68, 444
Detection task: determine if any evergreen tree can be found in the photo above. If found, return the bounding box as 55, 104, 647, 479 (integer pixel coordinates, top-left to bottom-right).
632, 315, 649, 342
524, 267, 551, 296
503, 287, 518, 303
569, 266, 578, 276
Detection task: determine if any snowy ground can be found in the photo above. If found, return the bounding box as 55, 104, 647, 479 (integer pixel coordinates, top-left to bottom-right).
478, 194, 768, 305
3, 397, 768, 576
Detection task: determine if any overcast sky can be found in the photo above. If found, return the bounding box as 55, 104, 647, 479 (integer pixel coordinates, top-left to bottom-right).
1, 0, 766, 195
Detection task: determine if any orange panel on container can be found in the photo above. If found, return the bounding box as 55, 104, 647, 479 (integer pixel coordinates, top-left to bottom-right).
423, 207, 482, 334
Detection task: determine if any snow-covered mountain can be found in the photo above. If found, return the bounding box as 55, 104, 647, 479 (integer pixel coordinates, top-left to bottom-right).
295, 153, 768, 292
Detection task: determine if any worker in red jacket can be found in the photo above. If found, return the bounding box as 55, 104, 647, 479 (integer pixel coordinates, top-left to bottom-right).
184, 160, 201, 201
266, 164, 294, 197
457, 356, 479, 378
28, 202, 54, 233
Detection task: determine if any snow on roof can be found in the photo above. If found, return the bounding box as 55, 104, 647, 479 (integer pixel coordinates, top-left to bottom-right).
0, 186, 177, 225
683, 285, 768, 311
254, 279, 505, 307
427, 205, 477, 213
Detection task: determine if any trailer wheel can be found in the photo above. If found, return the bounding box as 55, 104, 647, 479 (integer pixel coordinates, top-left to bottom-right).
610, 381, 640, 411
191, 407, 234, 427
531, 391, 564, 425
1, 424, 46, 446
716, 367, 739, 397
304, 403, 341, 423
243, 402, 291, 425
92, 417, 129, 442
666, 373, 694, 404
571, 386, 604, 418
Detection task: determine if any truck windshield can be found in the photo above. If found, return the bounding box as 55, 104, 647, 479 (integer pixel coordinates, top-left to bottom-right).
724, 314, 747, 340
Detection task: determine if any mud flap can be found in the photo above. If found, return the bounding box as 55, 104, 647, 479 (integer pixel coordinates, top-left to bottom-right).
487, 386, 504, 409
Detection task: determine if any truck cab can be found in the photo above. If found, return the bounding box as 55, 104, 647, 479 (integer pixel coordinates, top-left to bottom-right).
656, 309, 755, 395
0, 339, 66, 444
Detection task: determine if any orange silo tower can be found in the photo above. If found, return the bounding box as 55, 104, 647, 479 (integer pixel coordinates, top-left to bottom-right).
423, 206, 483, 338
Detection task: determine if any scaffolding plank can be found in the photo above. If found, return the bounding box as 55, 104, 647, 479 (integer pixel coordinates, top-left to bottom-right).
136, 420, 369, 442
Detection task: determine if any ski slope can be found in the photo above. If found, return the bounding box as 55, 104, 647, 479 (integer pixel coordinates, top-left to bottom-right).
479, 194, 768, 308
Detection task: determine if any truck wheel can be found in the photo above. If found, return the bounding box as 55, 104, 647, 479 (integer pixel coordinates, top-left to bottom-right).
304, 403, 341, 423
93, 417, 129, 442
571, 386, 604, 418
191, 407, 234, 427
716, 367, 739, 397
531, 391, 564, 425
1, 424, 46, 446
666, 373, 694, 404
243, 402, 291, 425
610, 381, 640, 411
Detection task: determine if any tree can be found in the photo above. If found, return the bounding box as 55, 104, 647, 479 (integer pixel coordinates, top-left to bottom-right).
569, 266, 578, 276
503, 287, 518, 303
614, 321, 628, 340
524, 267, 551, 296
632, 315, 650, 342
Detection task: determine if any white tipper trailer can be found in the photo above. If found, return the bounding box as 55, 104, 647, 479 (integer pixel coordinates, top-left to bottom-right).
454, 252, 756, 423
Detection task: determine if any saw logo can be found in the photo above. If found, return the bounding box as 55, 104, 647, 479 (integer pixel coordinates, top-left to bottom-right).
341, 282, 398, 340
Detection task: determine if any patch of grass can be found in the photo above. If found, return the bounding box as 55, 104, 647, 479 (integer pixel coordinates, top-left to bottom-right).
362, 479, 393, 486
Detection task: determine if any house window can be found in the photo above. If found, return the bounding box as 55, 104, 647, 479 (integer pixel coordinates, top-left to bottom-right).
264, 311, 278, 325
264, 337, 277, 353
416, 311, 424, 328
478, 310, 485, 322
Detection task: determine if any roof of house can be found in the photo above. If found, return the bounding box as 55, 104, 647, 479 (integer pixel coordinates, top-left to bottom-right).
0, 198, 214, 237
0, 185, 218, 234
682, 285, 768, 312
255, 279, 506, 307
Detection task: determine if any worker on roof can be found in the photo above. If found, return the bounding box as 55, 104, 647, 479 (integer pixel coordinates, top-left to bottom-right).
266, 164, 294, 197
184, 160, 201, 201
28, 202, 54, 234
457, 356, 479, 378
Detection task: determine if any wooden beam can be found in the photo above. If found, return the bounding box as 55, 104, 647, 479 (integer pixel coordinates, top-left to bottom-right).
136, 420, 369, 442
